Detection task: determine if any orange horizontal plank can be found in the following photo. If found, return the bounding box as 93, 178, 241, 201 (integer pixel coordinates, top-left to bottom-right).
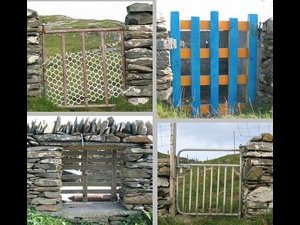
182, 103, 247, 115
181, 74, 247, 86
180, 20, 249, 31
181, 48, 248, 59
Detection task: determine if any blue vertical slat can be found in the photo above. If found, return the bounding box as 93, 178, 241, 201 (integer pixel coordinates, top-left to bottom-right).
228, 18, 238, 114
170, 11, 181, 107
210, 11, 219, 115
191, 16, 201, 116
247, 14, 258, 103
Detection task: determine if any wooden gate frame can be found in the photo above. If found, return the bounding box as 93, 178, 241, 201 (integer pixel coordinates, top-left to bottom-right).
41, 26, 126, 108
170, 11, 258, 116
172, 148, 242, 217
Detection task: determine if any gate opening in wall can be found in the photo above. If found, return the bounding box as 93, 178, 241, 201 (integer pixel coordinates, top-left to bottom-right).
61, 145, 121, 203
41, 27, 126, 108
176, 149, 242, 216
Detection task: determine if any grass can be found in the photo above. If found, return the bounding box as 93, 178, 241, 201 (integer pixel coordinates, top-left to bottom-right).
27, 96, 152, 112
27, 207, 72, 225
158, 214, 273, 225
157, 101, 273, 119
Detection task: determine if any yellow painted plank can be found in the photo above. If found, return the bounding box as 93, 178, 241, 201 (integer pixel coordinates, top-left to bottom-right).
180, 20, 249, 31
181, 48, 248, 59
181, 75, 247, 86
181, 103, 247, 115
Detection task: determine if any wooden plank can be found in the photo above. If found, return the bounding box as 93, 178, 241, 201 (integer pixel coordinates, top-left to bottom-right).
171, 11, 182, 107
210, 11, 219, 115
191, 16, 201, 116
180, 48, 247, 59
247, 14, 258, 103
61, 33, 67, 106
82, 150, 88, 202
228, 18, 239, 113
63, 165, 83, 170
81, 32, 88, 107
180, 20, 249, 31
63, 158, 83, 163
100, 31, 109, 105
181, 74, 247, 86
111, 150, 117, 201
62, 151, 83, 156
61, 189, 112, 194
87, 164, 113, 170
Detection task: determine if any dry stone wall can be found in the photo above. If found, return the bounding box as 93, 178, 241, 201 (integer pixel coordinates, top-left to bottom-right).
123, 3, 153, 105
257, 18, 273, 104
241, 133, 273, 217
27, 117, 153, 214
27, 9, 42, 97
157, 158, 171, 215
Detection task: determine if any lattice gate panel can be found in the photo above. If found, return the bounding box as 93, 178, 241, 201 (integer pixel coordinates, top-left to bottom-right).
44, 50, 123, 106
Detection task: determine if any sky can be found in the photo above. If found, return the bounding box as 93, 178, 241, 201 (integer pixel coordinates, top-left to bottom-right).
27, 116, 152, 133
158, 122, 273, 160
27, 0, 272, 29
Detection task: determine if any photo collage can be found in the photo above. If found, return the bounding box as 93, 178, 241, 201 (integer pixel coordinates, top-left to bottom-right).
27, 0, 273, 224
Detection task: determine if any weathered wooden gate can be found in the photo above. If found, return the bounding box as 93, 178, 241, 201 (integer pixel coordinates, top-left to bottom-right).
176, 149, 242, 216
61, 146, 121, 202
170, 11, 258, 116
41, 27, 126, 108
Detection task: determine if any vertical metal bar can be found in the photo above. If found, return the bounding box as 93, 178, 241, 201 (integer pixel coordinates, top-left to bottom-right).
247, 14, 258, 103
100, 31, 109, 105
209, 166, 214, 212
195, 166, 200, 212
61, 33, 67, 106
230, 166, 235, 213
182, 174, 186, 211
111, 150, 117, 201
81, 32, 88, 106
223, 166, 227, 212
228, 18, 238, 114
202, 166, 206, 212
120, 30, 127, 89
216, 165, 220, 213
188, 167, 193, 212
210, 11, 220, 115
82, 150, 88, 202
191, 16, 201, 116
170, 11, 181, 108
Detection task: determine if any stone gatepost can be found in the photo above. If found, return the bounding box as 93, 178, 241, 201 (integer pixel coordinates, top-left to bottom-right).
27, 9, 43, 97
123, 3, 153, 105
257, 18, 273, 104
241, 133, 273, 217
27, 146, 63, 212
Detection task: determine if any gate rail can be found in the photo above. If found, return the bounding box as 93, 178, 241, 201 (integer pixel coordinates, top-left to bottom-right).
176, 149, 242, 216
41, 27, 126, 108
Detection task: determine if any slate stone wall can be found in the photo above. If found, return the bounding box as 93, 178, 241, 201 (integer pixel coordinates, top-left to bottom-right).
27, 117, 153, 213
157, 158, 171, 215
27, 9, 43, 97
257, 18, 273, 104
241, 133, 273, 217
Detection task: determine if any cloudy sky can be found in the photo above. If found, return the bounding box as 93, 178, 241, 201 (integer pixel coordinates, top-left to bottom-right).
158, 122, 273, 160
28, 0, 273, 28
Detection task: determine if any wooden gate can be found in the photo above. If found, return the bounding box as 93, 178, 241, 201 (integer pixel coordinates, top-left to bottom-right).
61, 146, 121, 202
175, 149, 242, 216
41, 27, 126, 108
170, 11, 258, 116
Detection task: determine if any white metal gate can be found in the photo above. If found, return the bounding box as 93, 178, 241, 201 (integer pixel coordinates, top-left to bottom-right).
176, 149, 242, 216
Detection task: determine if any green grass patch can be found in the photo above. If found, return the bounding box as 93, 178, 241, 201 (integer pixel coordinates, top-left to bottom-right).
158, 214, 273, 225
27, 96, 152, 112
27, 207, 71, 225
157, 101, 273, 119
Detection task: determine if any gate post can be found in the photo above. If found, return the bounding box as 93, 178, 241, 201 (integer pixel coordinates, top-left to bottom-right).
169, 123, 177, 216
